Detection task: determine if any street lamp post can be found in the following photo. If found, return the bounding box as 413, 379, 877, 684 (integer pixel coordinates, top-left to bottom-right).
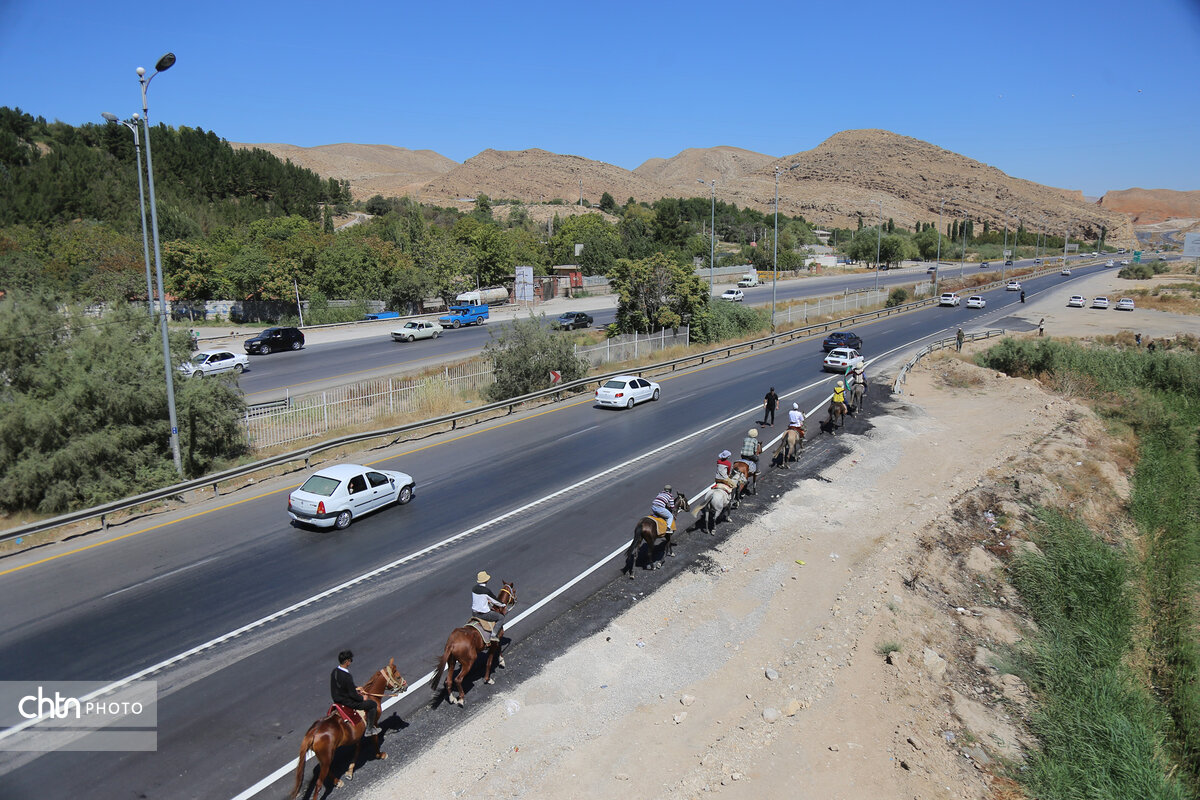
959, 212, 968, 281
697, 178, 716, 296
773, 163, 800, 331
101, 112, 154, 317
138, 52, 182, 476
934, 198, 945, 296
873, 199, 883, 292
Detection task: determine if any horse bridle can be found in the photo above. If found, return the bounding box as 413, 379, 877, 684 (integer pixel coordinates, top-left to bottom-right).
361, 663, 408, 698
499, 582, 517, 609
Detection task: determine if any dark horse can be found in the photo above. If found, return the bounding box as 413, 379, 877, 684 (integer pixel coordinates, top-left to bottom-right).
626, 491, 691, 576
430, 581, 517, 707
290, 659, 407, 799
825, 397, 847, 431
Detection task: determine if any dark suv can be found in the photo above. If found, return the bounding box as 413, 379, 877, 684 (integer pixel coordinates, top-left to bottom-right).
244, 327, 304, 354
556, 312, 593, 330
822, 330, 863, 352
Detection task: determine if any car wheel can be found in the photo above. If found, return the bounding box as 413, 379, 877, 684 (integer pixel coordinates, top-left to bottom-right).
652, 388, 660, 401
291, 341, 302, 351
626, 397, 635, 409
333, 510, 352, 530
191, 371, 204, 379
264, 344, 273, 354
452, 320, 461, 329
406, 335, 415, 342
234, 363, 244, 374
433, 331, 440, 338
396, 485, 413, 505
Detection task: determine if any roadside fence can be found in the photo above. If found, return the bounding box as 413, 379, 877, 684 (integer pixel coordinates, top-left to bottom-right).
891, 329, 1006, 392
244, 361, 494, 449
772, 288, 889, 327
574, 327, 691, 367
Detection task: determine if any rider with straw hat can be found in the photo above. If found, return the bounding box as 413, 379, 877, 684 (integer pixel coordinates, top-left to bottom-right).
471, 571, 508, 642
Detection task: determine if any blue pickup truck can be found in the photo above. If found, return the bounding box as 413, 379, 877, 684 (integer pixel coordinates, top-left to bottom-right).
438, 304, 489, 328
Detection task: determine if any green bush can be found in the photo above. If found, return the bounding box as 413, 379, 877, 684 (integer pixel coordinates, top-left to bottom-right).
885, 287, 909, 307
483, 313, 588, 401
689, 299, 769, 345
975, 337, 1059, 376
1119, 263, 1155, 280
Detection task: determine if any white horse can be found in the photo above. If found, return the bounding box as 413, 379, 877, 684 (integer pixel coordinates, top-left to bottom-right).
695, 482, 737, 534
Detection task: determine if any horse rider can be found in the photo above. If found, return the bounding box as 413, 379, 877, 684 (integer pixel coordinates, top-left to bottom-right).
472, 571, 508, 643
650, 484, 677, 531
330, 650, 381, 736
715, 450, 734, 481
741, 428, 761, 473
831, 381, 848, 419
787, 402, 805, 433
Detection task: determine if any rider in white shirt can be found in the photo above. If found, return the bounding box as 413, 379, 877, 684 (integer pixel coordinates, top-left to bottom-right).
787, 403, 805, 430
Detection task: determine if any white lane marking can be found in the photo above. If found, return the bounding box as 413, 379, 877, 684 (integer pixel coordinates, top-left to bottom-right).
559, 425, 600, 440
102, 557, 220, 599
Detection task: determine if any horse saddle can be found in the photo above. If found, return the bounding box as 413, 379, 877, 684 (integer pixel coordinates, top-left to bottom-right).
713, 477, 738, 492
644, 516, 676, 535
788, 425, 805, 437
467, 618, 500, 643
328, 703, 365, 727
736, 459, 757, 475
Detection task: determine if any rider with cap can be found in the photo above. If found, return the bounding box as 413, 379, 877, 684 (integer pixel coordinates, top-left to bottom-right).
472, 571, 508, 642
715, 450, 734, 481
330, 650, 381, 736
832, 381, 848, 419
651, 484, 677, 531
741, 428, 761, 472
787, 402, 805, 432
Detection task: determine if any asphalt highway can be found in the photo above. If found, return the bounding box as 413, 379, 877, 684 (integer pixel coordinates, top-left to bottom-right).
0, 260, 1118, 798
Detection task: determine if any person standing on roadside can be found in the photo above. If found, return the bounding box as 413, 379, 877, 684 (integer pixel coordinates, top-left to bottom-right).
955, 328, 965, 352
762, 387, 778, 427
1038, 318, 1045, 337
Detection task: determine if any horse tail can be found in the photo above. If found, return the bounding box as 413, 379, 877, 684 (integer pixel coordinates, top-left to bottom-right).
289, 722, 318, 799
429, 644, 451, 692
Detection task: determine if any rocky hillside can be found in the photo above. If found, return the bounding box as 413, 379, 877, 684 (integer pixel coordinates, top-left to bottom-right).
1098, 187, 1200, 224
228, 142, 456, 200
237, 130, 1142, 245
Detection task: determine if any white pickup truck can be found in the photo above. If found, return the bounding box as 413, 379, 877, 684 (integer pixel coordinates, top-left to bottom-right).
736, 273, 760, 288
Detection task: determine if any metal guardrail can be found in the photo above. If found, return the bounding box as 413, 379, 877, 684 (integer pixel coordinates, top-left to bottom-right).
892, 328, 1006, 392
0, 284, 1009, 545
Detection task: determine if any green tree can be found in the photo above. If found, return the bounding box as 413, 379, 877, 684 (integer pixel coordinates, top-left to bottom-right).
607, 252, 706, 333
472, 194, 493, 222
483, 314, 588, 401
454, 216, 514, 286
599, 192, 616, 213
550, 213, 621, 275
913, 226, 942, 260
0, 294, 247, 512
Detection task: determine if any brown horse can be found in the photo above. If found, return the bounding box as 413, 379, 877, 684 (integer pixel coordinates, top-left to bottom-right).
849, 380, 866, 416
626, 492, 691, 576
731, 459, 758, 499
826, 398, 847, 431
290, 659, 407, 799
773, 427, 804, 468
430, 582, 516, 707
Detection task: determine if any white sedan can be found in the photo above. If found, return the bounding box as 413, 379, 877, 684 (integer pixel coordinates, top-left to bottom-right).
1068, 295, 1086, 308
1092, 296, 1110, 309
595, 375, 661, 408
1115, 298, 1135, 311
390, 320, 443, 342
966, 295, 987, 309
180, 349, 249, 378
1006, 281, 1022, 291
938, 293, 960, 307
721, 289, 744, 302
288, 463, 414, 530
1061, 268, 1071, 276
822, 347, 864, 373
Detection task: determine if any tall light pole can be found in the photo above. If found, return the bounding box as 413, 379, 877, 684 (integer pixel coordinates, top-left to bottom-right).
101, 112, 154, 317
959, 211, 968, 281
1062, 218, 1070, 267
1037, 215, 1046, 263
873, 199, 883, 292
697, 178, 716, 296
773, 163, 800, 331
138, 51, 182, 476
934, 198, 945, 295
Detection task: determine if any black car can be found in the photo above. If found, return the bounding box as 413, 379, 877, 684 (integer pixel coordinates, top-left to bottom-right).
556, 312, 593, 330
244, 327, 304, 354
822, 330, 863, 352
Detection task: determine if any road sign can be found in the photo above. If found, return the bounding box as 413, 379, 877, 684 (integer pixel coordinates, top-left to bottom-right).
549, 370, 561, 385
1184, 233, 1200, 258
1134, 251, 1142, 263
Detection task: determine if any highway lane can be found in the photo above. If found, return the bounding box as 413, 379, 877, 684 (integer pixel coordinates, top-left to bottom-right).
0, 263, 1102, 797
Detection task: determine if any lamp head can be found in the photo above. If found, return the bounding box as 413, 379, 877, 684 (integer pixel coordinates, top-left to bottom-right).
136, 66, 146, 77
155, 52, 176, 72
101, 112, 119, 123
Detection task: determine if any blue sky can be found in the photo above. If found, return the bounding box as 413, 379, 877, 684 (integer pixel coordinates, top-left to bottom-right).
2, 0, 1197, 197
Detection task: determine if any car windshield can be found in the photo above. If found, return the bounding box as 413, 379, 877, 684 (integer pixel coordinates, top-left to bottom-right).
189, 354, 209, 365
402, 322, 418, 329
298, 475, 340, 496
601, 379, 629, 389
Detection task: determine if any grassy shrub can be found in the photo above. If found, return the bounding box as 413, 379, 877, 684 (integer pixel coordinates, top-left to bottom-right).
1010, 511, 1190, 800
483, 313, 588, 401
975, 337, 1060, 377
689, 299, 769, 345
1119, 263, 1155, 280
885, 287, 908, 307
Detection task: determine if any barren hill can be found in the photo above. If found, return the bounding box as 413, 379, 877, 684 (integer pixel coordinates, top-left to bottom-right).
228, 142, 457, 200
634, 146, 777, 194
418, 148, 663, 206
1098, 187, 1200, 224
721, 129, 1136, 244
